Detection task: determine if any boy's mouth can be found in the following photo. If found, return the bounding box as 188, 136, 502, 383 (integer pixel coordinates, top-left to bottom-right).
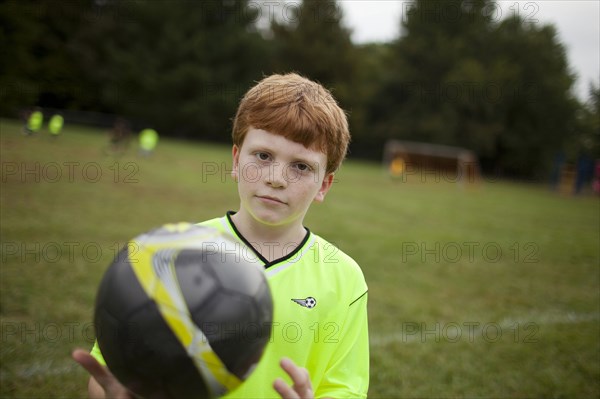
256, 195, 286, 205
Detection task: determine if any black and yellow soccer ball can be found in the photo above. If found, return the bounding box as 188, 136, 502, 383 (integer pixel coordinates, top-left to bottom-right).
94, 223, 273, 399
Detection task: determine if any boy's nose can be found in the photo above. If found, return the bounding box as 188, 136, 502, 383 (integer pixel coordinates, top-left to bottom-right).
265, 162, 288, 188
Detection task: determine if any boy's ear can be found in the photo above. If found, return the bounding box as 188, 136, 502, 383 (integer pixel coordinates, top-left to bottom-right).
314, 173, 335, 203
231, 145, 240, 181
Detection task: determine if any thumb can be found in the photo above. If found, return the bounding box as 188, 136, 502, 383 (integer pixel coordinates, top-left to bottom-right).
72, 348, 122, 392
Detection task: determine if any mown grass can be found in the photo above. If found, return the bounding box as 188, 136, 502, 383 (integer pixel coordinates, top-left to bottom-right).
1, 118, 598, 398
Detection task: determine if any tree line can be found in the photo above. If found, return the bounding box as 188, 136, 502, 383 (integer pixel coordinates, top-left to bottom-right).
1, 0, 598, 178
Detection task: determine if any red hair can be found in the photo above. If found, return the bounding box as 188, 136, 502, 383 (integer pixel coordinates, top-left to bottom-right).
232, 73, 350, 174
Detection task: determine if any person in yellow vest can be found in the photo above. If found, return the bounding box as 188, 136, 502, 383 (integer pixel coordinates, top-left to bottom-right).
23, 108, 43, 135
139, 128, 159, 157
389, 155, 406, 178
48, 114, 64, 138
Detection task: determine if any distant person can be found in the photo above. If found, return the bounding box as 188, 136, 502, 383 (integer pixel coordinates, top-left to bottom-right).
593, 160, 600, 195
105, 118, 131, 156
389, 156, 406, 178
574, 155, 594, 194
48, 114, 64, 138
23, 108, 43, 135
138, 128, 158, 157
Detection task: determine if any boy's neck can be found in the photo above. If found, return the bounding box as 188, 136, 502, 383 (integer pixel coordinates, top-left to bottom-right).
230, 211, 307, 262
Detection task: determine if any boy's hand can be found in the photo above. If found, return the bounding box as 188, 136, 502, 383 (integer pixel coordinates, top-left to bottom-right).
73, 351, 319, 399
273, 357, 315, 399
71, 348, 132, 399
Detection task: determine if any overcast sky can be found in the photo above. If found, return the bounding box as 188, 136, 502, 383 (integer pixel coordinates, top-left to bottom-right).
338, 1, 600, 101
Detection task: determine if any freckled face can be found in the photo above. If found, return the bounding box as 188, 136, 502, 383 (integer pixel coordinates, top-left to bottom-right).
232, 128, 334, 227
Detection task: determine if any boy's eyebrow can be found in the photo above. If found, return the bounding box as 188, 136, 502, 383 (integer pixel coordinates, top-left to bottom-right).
246, 142, 322, 168
244, 142, 274, 154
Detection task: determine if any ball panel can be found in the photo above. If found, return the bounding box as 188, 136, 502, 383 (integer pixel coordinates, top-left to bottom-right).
95, 248, 150, 318
123, 302, 211, 399
202, 249, 264, 297
174, 249, 220, 311
197, 292, 260, 379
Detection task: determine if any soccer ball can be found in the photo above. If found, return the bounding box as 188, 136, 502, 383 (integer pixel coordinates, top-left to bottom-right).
94, 223, 273, 399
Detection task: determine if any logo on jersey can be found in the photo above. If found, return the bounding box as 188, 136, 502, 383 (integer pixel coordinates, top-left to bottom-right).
292, 297, 317, 308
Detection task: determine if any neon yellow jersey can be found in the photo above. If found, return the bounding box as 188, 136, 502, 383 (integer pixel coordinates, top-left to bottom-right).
91, 213, 369, 398
27, 111, 43, 132
48, 115, 64, 135
139, 129, 158, 150
204, 213, 369, 399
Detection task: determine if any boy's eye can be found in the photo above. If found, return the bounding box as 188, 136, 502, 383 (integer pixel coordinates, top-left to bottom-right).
293, 163, 311, 172
256, 152, 270, 161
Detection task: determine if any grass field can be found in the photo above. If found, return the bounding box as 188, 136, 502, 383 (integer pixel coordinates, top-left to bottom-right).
1, 118, 599, 398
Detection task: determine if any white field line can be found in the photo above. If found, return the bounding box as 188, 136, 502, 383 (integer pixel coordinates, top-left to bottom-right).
370, 311, 600, 347
0, 359, 84, 380
2, 312, 599, 379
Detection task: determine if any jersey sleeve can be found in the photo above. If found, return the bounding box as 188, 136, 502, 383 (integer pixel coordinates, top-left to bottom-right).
315, 291, 369, 399
90, 340, 107, 366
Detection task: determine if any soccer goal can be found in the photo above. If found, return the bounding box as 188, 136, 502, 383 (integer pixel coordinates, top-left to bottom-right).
383, 140, 480, 184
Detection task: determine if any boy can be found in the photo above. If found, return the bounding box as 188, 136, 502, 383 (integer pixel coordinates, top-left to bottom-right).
73, 73, 369, 398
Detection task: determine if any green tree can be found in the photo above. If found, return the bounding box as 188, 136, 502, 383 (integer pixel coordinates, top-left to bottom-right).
73, 0, 271, 139
368, 0, 578, 178
348, 42, 394, 158
0, 1, 98, 114
2, 1, 272, 139
573, 84, 600, 159
369, 0, 499, 153
488, 16, 578, 177
270, 0, 362, 139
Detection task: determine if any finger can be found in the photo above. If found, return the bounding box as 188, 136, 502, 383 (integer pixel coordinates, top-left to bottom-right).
71, 348, 117, 389
72, 349, 105, 377
72, 349, 133, 399
273, 377, 299, 399
280, 358, 310, 390
279, 358, 313, 398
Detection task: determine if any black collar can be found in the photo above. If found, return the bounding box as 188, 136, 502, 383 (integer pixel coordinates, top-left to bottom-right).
226, 211, 311, 268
